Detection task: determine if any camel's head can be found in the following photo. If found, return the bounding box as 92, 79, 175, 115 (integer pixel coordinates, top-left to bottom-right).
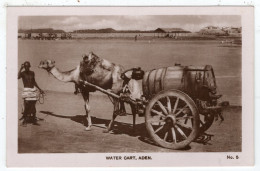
38, 60, 55, 71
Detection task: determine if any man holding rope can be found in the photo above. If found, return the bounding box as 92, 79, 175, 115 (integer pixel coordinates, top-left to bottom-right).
18, 61, 44, 126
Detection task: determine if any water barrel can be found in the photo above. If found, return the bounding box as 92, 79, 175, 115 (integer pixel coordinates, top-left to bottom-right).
142, 66, 184, 98
142, 65, 216, 100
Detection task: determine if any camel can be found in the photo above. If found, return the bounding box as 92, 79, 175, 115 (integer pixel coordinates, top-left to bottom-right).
38, 52, 141, 132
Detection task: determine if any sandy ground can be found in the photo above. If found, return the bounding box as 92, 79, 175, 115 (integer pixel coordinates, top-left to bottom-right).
18, 90, 241, 153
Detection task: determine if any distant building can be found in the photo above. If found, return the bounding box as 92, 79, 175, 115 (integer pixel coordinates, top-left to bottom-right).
18, 28, 65, 39
199, 26, 227, 36
61, 33, 72, 39
18, 33, 25, 38
204, 26, 219, 30
222, 27, 242, 34
154, 28, 191, 38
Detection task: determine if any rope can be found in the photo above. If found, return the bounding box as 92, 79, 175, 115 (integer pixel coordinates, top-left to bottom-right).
37, 92, 45, 104
19, 102, 25, 121
107, 95, 115, 105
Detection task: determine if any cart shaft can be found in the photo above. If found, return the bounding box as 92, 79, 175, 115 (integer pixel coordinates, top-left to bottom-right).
80, 80, 120, 99
79, 80, 138, 106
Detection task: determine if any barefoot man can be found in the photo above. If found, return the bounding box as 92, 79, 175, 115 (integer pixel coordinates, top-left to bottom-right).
18, 61, 44, 125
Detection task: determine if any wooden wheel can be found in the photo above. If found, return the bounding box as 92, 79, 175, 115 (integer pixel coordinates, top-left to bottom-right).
145, 90, 199, 149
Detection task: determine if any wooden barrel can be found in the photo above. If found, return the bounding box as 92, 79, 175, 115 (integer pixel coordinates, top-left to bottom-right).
142, 65, 216, 99
142, 66, 184, 98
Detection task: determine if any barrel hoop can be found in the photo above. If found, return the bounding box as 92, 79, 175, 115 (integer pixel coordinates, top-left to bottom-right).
181, 69, 186, 90
146, 69, 153, 97
161, 67, 168, 90
153, 70, 156, 96
159, 68, 165, 91
154, 69, 163, 95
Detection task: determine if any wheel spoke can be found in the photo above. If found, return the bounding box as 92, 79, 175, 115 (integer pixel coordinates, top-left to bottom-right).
154, 125, 164, 134
156, 101, 168, 115
171, 127, 177, 143
166, 96, 172, 114
164, 131, 169, 141
176, 122, 192, 130
175, 125, 188, 139
148, 119, 165, 125
172, 97, 179, 114
176, 115, 194, 120
151, 109, 166, 118
183, 113, 188, 124
175, 105, 188, 116
200, 119, 205, 126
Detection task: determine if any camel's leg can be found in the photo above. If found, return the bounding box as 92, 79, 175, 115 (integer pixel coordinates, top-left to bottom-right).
84, 102, 92, 131
82, 91, 92, 131
119, 101, 126, 115
130, 104, 137, 133
103, 98, 119, 133
103, 113, 117, 133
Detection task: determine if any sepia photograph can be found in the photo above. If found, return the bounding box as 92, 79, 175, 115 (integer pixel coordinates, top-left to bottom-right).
17, 15, 242, 153
6, 6, 254, 167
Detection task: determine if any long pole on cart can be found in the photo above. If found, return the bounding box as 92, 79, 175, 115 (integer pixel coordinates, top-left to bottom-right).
79, 80, 138, 106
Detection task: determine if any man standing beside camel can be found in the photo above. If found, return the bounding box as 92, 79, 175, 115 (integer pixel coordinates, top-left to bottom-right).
18, 61, 44, 126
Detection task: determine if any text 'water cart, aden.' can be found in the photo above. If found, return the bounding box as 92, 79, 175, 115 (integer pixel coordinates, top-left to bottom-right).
80, 64, 229, 150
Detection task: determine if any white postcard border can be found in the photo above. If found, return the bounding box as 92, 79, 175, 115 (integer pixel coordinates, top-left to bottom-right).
5, 6, 254, 167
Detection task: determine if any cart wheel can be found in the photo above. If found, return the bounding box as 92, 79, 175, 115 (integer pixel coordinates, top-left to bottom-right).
145, 90, 199, 149
199, 113, 214, 133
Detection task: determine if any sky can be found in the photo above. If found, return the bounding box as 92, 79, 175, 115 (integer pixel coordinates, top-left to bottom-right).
18, 15, 241, 32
